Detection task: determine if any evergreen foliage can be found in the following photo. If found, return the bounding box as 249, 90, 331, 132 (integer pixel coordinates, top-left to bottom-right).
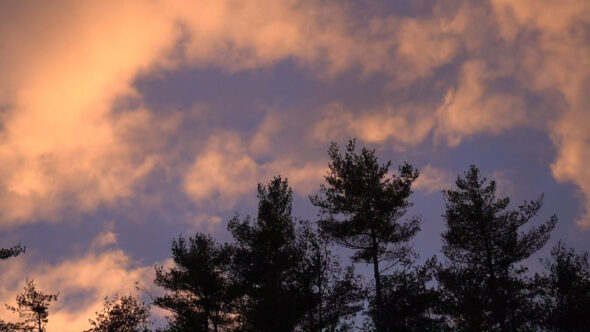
5, 140, 589, 332
228, 176, 311, 332
6, 279, 58, 332
376, 259, 447, 332
154, 233, 237, 332
538, 241, 590, 331
437, 165, 557, 332
298, 222, 365, 332
0, 243, 25, 260
85, 294, 151, 332
310, 140, 420, 330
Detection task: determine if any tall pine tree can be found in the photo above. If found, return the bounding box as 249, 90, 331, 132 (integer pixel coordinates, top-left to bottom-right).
154, 233, 237, 332
437, 165, 556, 332
298, 222, 365, 332
311, 140, 421, 331
228, 176, 311, 332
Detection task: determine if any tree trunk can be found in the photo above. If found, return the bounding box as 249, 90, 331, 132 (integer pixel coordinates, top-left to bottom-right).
371, 231, 383, 332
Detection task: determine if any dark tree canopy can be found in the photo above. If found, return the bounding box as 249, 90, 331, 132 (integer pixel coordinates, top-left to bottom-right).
154, 233, 237, 332
437, 165, 557, 332
85, 294, 151, 332
6, 279, 58, 332
0, 243, 25, 260
298, 222, 365, 332
311, 139, 420, 330
228, 176, 311, 332
538, 241, 590, 331
377, 259, 447, 332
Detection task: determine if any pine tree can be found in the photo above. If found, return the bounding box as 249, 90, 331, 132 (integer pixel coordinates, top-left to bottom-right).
311, 140, 420, 331
0, 243, 26, 331
0, 243, 25, 260
538, 241, 590, 331
298, 222, 365, 332
85, 294, 151, 332
154, 233, 237, 332
437, 165, 556, 332
378, 259, 448, 332
6, 279, 58, 332
228, 176, 310, 332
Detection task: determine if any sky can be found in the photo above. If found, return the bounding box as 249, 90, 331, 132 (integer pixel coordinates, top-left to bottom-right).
0, 0, 588, 330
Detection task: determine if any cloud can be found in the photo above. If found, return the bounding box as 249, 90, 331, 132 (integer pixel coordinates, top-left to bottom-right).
434, 60, 527, 147
414, 165, 453, 194
262, 159, 327, 197
0, 0, 438, 226
183, 128, 326, 210
1, 0, 589, 228
0, 1, 181, 225
183, 131, 259, 209
0, 231, 158, 332
189, 214, 224, 234
491, 170, 517, 198
312, 103, 435, 150
489, 0, 590, 227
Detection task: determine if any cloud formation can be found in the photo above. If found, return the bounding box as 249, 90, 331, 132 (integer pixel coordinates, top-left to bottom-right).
0, 231, 156, 332
489, 0, 590, 226
0, 0, 588, 229
1, 2, 590, 331
414, 165, 454, 194
183, 130, 326, 210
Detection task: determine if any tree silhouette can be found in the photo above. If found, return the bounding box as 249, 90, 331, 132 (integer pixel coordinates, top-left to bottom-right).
298, 222, 365, 332
85, 294, 151, 332
228, 176, 311, 332
6, 279, 58, 332
0, 243, 25, 260
437, 165, 557, 331
0, 243, 26, 331
538, 241, 590, 331
311, 140, 420, 331
377, 259, 448, 332
154, 233, 237, 332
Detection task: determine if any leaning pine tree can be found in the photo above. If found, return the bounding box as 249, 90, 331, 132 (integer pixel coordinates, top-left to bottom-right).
311, 140, 421, 331
437, 165, 557, 332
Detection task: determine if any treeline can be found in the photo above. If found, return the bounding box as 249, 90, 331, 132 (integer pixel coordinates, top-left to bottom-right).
2, 140, 590, 332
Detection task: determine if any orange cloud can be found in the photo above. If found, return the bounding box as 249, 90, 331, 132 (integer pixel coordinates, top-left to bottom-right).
0, 231, 158, 332
491, 0, 590, 227
0, 0, 398, 225
0, 0, 588, 228
183, 129, 326, 210
0, 1, 180, 225
435, 60, 527, 147
414, 165, 453, 194
312, 103, 435, 150
183, 131, 259, 208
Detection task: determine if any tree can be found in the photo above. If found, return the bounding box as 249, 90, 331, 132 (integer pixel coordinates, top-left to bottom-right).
538, 241, 590, 331
437, 165, 557, 332
298, 222, 365, 332
228, 176, 311, 332
1, 243, 26, 329
6, 279, 58, 332
85, 294, 151, 332
0, 243, 25, 260
310, 140, 420, 330
377, 259, 447, 332
154, 233, 237, 332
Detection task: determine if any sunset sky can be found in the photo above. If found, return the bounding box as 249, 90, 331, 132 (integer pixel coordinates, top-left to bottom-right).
0, 0, 589, 330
